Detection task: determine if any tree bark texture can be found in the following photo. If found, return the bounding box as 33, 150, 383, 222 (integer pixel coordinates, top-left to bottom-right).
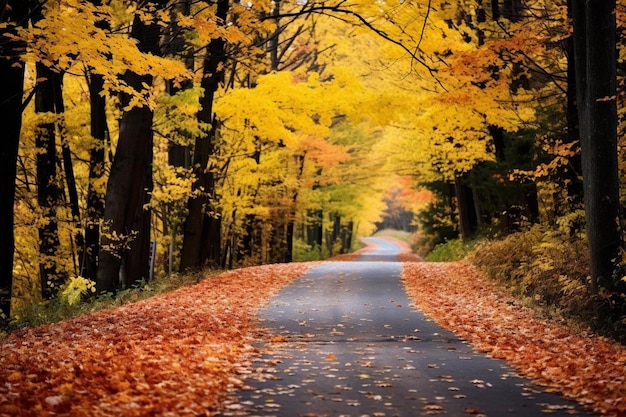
179, 0, 229, 271
562, 2, 584, 215
96, 9, 162, 293
572, 0, 621, 290
97, 75, 154, 292
0, 0, 30, 322
35, 63, 67, 300
454, 176, 477, 242
83, 72, 107, 281
82, 0, 109, 281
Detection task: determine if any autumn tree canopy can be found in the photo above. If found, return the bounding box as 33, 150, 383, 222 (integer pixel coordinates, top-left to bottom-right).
0, 0, 624, 326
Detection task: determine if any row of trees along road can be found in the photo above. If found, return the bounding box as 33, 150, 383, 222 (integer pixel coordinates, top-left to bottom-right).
0, 0, 624, 325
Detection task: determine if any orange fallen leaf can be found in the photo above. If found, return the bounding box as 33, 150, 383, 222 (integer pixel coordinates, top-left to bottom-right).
402, 261, 626, 417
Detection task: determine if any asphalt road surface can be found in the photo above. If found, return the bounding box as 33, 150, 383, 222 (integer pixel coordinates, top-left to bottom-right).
217, 238, 593, 417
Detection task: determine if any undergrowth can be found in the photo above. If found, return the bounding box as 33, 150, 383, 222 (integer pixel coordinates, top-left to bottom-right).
426, 239, 475, 261
467, 225, 626, 343
2, 271, 217, 337
373, 229, 414, 242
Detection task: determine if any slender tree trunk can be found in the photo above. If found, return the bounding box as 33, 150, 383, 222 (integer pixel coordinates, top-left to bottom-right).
83, 72, 107, 281
454, 175, 477, 242
341, 221, 354, 254
163, 0, 193, 272
82, 0, 109, 282
285, 221, 294, 262
179, 0, 229, 271
239, 143, 262, 263
0, 0, 30, 322
562, 0, 584, 216
35, 63, 67, 299
97, 9, 162, 293
57, 81, 84, 276
572, 0, 620, 290
283, 154, 306, 262
306, 209, 323, 248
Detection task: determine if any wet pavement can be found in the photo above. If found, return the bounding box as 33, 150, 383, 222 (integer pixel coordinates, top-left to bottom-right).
217, 238, 593, 416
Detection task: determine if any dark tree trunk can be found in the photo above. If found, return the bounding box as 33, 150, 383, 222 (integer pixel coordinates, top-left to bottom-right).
562, 0, 584, 215
82, 0, 109, 282
97, 72, 154, 292
0, 0, 30, 322
96, 8, 163, 293
83, 72, 107, 281
269, 0, 281, 71
283, 155, 306, 263
572, 0, 620, 290
326, 213, 342, 256
285, 221, 294, 263
502, 0, 523, 22
179, 0, 229, 271
491, 0, 500, 20
240, 214, 256, 261
454, 175, 477, 242
306, 209, 323, 248
35, 63, 67, 299
341, 221, 354, 254
163, 0, 193, 273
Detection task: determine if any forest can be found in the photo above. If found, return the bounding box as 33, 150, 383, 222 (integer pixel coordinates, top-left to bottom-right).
1, 0, 625, 340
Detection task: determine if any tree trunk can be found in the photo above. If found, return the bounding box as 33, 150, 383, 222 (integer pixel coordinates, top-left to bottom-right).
306, 209, 323, 248
285, 221, 294, 263
57, 80, 83, 277
83, 72, 107, 281
179, 0, 229, 271
82, 0, 109, 282
0, 0, 30, 322
562, 0, 584, 216
341, 221, 354, 254
35, 63, 67, 299
454, 175, 477, 242
502, 0, 523, 22
97, 73, 154, 292
96, 9, 162, 293
572, 0, 620, 290
162, 0, 193, 272
326, 213, 342, 256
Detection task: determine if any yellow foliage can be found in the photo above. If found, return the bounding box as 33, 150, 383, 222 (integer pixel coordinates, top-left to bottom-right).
59, 277, 96, 307
20, 0, 192, 110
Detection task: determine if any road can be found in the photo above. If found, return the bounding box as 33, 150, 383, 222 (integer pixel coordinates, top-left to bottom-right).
218, 237, 593, 416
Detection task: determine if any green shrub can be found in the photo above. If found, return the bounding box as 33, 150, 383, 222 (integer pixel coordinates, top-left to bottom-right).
426, 239, 474, 261
292, 240, 322, 262
59, 276, 97, 307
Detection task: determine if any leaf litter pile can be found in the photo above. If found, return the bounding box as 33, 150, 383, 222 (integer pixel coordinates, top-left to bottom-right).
402, 261, 626, 416
0, 263, 317, 416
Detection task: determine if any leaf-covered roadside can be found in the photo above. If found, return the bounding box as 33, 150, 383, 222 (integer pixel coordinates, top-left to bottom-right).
0, 263, 317, 416
402, 262, 626, 416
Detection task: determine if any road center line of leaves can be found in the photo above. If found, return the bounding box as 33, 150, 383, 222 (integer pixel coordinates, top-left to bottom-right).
402, 261, 626, 416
